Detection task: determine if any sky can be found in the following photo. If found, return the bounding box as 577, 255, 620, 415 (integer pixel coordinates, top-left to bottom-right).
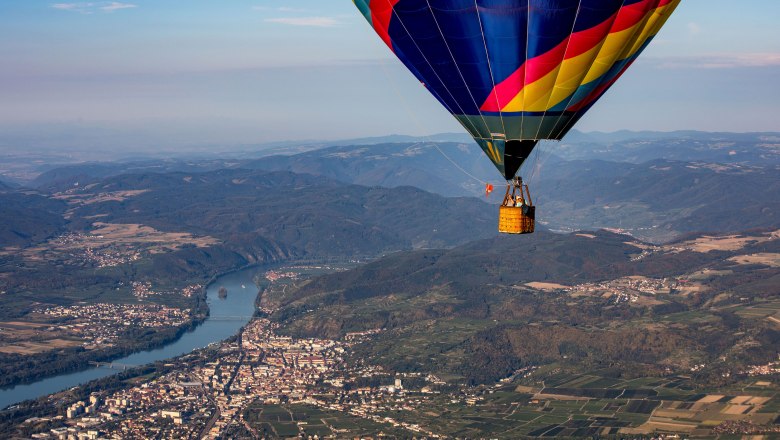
1, 0, 779, 148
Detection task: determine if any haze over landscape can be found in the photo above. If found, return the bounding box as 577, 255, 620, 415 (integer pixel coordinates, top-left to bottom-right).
2, 0, 779, 149
0, 1, 779, 439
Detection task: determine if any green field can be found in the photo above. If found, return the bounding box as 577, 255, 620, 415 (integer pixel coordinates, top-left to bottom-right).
244, 403, 413, 438
357, 370, 780, 439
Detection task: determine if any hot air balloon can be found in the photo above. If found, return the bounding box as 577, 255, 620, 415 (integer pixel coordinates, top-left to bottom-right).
353, 0, 681, 233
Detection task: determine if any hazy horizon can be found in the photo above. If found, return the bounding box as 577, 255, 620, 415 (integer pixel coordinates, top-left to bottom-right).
1, 0, 779, 150
2, 124, 779, 158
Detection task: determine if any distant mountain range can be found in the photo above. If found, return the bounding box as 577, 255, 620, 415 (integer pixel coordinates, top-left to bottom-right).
21, 131, 780, 188
534, 157, 779, 241
29, 159, 243, 193
240, 138, 780, 242
244, 142, 497, 198
552, 131, 780, 166
28, 144, 490, 196
14, 131, 780, 243
67, 169, 498, 256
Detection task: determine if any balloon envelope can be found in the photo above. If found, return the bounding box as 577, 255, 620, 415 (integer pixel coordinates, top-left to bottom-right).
354, 0, 681, 178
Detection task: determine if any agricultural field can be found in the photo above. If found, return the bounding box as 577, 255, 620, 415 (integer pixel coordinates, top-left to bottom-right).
374, 370, 780, 438
671, 230, 780, 254
243, 403, 411, 438
13, 222, 220, 265
734, 299, 780, 328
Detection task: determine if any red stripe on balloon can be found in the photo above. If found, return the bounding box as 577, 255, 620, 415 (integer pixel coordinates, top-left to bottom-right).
479, 0, 664, 112
480, 67, 523, 111
568, 0, 669, 112
612, 0, 657, 33
369, 0, 401, 50
565, 11, 618, 60
524, 39, 569, 85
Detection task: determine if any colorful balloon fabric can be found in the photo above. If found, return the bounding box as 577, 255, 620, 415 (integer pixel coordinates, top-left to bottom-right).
354, 0, 681, 178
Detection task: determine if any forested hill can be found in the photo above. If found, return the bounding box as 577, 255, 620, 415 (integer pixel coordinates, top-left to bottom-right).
0, 190, 67, 247
30, 159, 236, 193
241, 137, 780, 242
244, 142, 497, 198
535, 158, 780, 240
24, 131, 780, 243
67, 169, 499, 257
268, 228, 780, 385
278, 230, 644, 306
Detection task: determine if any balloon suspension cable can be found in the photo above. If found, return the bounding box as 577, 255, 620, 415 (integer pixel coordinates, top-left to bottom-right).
430, 142, 495, 186
359, 0, 682, 200
511, 176, 523, 190
375, 46, 504, 193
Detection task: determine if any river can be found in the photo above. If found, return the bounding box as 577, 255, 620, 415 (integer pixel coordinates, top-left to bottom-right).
0, 266, 260, 410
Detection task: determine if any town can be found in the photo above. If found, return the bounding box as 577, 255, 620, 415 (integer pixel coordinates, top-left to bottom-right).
25, 318, 446, 439
10, 261, 779, 439
26, 310, 780, 439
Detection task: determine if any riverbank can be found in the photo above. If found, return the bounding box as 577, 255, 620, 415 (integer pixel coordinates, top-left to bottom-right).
0, 316, 204, 389
0, 261, 276, 390
0, 287, 208, 388
0, 265, 264, 410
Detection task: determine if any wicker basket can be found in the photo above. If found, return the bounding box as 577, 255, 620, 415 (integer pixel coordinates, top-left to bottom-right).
498, 205, 535, 234
498, 178, 535, 234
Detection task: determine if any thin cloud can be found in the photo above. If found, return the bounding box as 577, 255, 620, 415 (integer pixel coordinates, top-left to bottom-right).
277, 7, 309, 13
653, 53, 780, 69
51, 2, 137, 14
51, 3, 78, 10
101, 2, 136, 11
265, 17, 340, 27
253, 6, 310, 13
687, 22, 702, 36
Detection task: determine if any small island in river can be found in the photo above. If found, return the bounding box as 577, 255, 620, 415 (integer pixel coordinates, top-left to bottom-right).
218, 286, 228, 299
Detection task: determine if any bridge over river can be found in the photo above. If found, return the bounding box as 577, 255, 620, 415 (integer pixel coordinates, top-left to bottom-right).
206, 315, 252, 322
88, 362, 137, 370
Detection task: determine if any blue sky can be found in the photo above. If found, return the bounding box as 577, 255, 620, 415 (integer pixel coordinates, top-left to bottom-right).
1, 1, 779, 146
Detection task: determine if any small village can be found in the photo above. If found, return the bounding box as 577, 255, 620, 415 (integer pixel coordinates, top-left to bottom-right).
80, 245, 141, 269
131, 281, 203, 299
33, 303, 191, 349
744, 358, 780, 376
527, 275, 684, 304
22, 232, 141, 269
578, 276, 681, 305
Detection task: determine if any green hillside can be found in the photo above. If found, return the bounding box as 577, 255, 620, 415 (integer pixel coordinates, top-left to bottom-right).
269, 229, 780, 385
69, 169, 498, 255
0, 190, 67, 247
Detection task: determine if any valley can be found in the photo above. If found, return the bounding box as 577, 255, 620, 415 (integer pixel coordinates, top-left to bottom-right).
0, 132, 778, 438
0, 167, 496, 389
4, 226, 778, 438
